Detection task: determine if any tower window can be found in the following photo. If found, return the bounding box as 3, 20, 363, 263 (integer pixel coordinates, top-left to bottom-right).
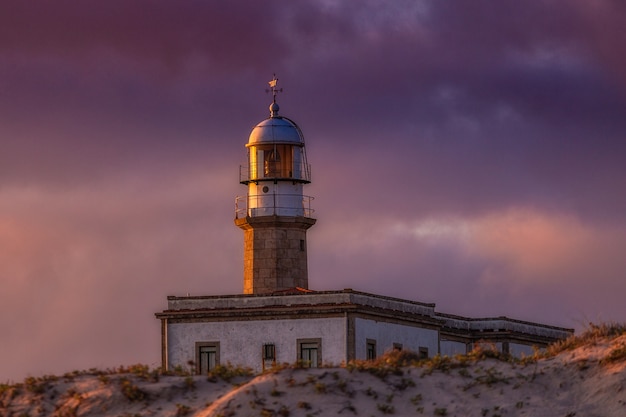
300, 239, 305, 251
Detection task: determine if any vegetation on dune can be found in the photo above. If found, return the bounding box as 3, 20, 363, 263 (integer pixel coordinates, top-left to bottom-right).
0, 362, 255, 412
545, 322, 626, 358
4, 322, 625, 391
342, 322, 626, 380
345, 341, 515, 382
206, 363, 254, 383
2, 322, 626, 417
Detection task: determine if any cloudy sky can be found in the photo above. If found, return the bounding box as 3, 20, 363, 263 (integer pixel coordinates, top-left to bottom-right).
2, 0, 625, 381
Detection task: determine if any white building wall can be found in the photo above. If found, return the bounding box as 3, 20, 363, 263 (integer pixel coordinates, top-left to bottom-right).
353, 318, 439, 359
440, 340, 468, 357
510, 343, 536, 357
167, 317, 346, 373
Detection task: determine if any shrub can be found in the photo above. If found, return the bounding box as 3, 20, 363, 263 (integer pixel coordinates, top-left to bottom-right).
207, 363, 253, 383
467, 343, 511, 362
297, 401, 312, 410
377, 403, 395, 414
314, 382, 326, 393
183, 376, 196, 390
120, 378, 147, 402
337, 379, 347, 392
474, 367, 509, 386
410, 394, 422, 405
421, 355, 452, 375
176, 403, 192, 416
24, 377, 47, 394
346, 350, 417, 379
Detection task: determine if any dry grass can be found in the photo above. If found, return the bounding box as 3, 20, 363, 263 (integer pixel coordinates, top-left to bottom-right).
206, 363, 254, 383
345, 349, 423, 379
546, 322, 626, 357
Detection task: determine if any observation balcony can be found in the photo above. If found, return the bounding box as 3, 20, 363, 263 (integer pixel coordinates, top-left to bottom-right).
235, 194, 315, 219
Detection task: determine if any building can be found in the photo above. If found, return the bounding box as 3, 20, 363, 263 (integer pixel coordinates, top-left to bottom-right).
155, 77, 573, 374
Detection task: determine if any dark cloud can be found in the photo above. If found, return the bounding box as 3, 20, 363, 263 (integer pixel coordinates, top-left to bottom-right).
0, 1, 289, 74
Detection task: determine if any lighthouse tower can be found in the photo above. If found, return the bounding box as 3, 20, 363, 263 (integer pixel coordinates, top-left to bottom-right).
235, 76, 316, 294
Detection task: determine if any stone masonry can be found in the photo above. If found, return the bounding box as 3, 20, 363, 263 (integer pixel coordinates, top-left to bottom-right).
235, 215, 316, 294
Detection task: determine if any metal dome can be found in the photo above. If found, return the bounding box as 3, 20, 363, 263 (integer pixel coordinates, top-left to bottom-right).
247, 103, 305, 147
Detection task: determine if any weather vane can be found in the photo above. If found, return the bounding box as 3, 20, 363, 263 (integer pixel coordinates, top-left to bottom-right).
266, 74, 283, 102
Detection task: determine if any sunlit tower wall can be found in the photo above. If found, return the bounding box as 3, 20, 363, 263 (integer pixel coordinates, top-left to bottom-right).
235, 78, 315, 294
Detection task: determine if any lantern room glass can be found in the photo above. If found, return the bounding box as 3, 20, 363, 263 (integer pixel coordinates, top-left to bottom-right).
249, 144, 303, 180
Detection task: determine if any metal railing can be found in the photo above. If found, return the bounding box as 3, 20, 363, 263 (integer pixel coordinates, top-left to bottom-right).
235, 194, 315, 219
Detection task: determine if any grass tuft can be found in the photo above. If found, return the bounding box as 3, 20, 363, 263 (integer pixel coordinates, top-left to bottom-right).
119, 377, 147, 402
601, 343, 626, 365
206, 363, 253, 383
546, 322, 626, 356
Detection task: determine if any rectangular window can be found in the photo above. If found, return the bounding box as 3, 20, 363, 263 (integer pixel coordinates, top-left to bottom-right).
366, 339, 377, 360
263, 344, 276, 360
297, 338, 322, 368
393, 343, 403, 352
196, 342, 220, 375
419, 347, 429, 359
262, 343, 277, 371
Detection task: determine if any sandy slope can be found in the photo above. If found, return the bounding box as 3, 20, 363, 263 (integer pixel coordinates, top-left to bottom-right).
2, 335, 626, 417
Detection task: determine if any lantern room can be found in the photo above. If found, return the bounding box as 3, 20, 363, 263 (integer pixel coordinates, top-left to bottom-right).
236, 95, 314, 219
240, 102, 311, 184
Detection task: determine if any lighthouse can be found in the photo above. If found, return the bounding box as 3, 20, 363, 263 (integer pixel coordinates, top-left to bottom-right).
157, 77, 573, 374
234, 76, 316, 294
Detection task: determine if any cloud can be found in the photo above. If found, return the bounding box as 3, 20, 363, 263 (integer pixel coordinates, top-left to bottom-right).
0, 1, 289, 76
0, 168, 241, 380
309, 207, 626, 324
390, 208, 626, 288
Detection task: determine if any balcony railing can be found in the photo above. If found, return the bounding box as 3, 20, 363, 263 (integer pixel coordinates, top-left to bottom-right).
239, 163, 311, 184
235, 194, 315, 219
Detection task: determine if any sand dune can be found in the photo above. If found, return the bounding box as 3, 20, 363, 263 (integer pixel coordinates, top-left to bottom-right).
3, 327, 626, 416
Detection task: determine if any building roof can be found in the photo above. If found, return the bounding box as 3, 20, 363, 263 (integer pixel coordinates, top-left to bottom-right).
246, 102, 305, 147
156, 288, 573, 343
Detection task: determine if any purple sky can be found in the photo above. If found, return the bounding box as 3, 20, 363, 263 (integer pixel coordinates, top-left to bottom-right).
1, 0, 625, 381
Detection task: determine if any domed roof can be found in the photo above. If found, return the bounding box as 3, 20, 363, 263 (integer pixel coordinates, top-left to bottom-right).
247, 102, 305, 146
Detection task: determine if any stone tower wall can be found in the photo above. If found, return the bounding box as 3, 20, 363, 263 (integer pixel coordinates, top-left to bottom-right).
235, 216, 316, 294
